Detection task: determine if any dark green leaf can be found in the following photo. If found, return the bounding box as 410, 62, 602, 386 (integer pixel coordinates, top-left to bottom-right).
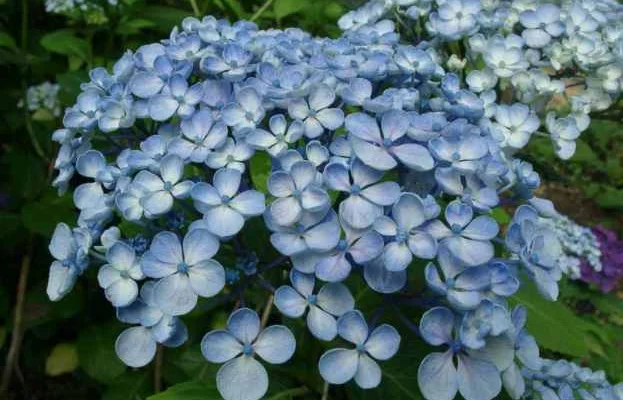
510, 281, 608, 358
40, 30, 89, 60
116, 18, 156, 35
249, 151, 272, 194
274, 0, 306, 19
141, 6, 193, 33
0, 31, 17, 49
21, 193, 76, 237
76, 323, 127, 383
147, 381, 221, 400
102, 371, 151, 400
3, 149, 46, 200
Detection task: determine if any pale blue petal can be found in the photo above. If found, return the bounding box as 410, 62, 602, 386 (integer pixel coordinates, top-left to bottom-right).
274, 286, 307, 318
188, 259, 225, 297
227, 308, 260, 344
462, 216, 499, 241
457, 355, 502, 400
115, 326, 157, 368
393, 193, 426, 231
214, 168, 242, 198
360, 182, 401, 206
383, 242, 412, 271
149, 231, 183, 264
345, 113, 381, 143
206, 206, 245, 238
140, 252, 177, 278
217, 356, 268, 400
47, 261, 78, 301
323, 162, 351, 192
339, 195, 383, 229
445, 201, 473, 229
319, 348, 359, 384
363, 257, 406, 294
49, 223, 74, 261
365, 324, 400, 360
149, 95, 178, 121
270, 197, 302, 226
154, 273, 197, 315
337, 310, 369, 345
350, 136, 396, 170
107, 241, 136, 271
290, 269, 315, 297
418, 351, 458, 400
349, 231, 384, 264
316, 108, 344, 130
142, 191, 173, 216
407, 232, 438, 259
390, 143, 434, 171
254, 325, 296, 364
317, 283, 354, 316
502, 363, 525, 400
201, 330, 243, 363
354, 354, 382, 389
315, 253, 351, 283
307, 306, 338, 341
443, 237, 494, 266
183, 229, 220, 265
420, 307, 454, 346
105, 279, 138, 307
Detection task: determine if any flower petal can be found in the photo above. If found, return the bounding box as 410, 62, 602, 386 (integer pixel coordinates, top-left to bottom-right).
115, 326, 157, 368
154, 273, 197, 316
354, 354, 382, 389
418, 351, 458, 400
307, 306, 338, 341
217, 356, 268, 400
274, 285, 307, 318
189, 259, 225, 297
365, 324, 400, 360
337, 310, 369, 345
254, 325, 296, 364
227, 308, 260, 344
319, 348, 359, 385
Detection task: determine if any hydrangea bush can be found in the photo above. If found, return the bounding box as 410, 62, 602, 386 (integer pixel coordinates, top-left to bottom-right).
45, 4, 623, 400
340, 0, 623, 159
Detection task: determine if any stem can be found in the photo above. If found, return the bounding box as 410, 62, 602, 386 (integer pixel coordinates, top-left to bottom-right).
392, 305, 420, 337
266, 386, 310, 400
321, 382, 329, 400
189, 0, 200, 17
0, 238, 33, 395
260, 294, 274, 329
250, 0, 274, 22
89, 249, 107, 262
260, 255, 289, 273
154, 345, 163, 393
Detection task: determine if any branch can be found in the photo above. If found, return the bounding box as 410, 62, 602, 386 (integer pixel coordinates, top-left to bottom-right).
0, 238, 33, 395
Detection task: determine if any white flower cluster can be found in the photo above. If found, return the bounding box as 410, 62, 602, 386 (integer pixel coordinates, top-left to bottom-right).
18, 81, 62, 117
339, 0, 623, 159
45, 0, 118, 22
543, 214, 602, 278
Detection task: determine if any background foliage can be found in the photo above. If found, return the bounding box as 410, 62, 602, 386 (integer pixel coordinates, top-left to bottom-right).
0, 0, 622, 399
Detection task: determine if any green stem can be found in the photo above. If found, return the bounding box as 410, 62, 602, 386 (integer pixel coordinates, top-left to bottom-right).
266, 386, 310, 400
189, 0, 201, 16
321, 382, 329, 400
250, 0, 274, 22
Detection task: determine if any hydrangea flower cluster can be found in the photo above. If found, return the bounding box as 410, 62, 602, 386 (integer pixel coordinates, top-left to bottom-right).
45, 0, 118, 23
339, 0, 623, 159
538, 211, 603, 278
45, 11, 622, 400
581, 226, 623, 293
18, 81, 62, 118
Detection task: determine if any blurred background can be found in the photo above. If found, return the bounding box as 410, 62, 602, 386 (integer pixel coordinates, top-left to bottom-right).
0, 0, 622, 399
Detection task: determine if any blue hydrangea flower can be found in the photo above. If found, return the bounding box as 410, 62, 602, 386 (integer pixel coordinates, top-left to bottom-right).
362, 256, 407, 294
200, 43, 253, 81
519, 4, 564, 48
73, 182, 114, 226
288, 84, 344, 138
47, 223, 92, 301
417, 307, 505, 400
141, 229, 225, 315
148, 74, 202, 121
191, 168, 265, 238
274, 270, 354, 340
115, 281, 188, 367
205, 137, 254, 173
98, 241, 144, 307
345, 110, 434, 171
319, 310, 400, 389
373, 193, 438, 271
75, 150, 119, 188
489, 104, 540, 150
314, 227, 384, 282
427, 0, 481, 40
129, 55, 192, 99
62, 90, 100, 130
131, 154, 194, 217
126, 134, 168, 171
339, 78, 372, 106
201, 308, 296, 400
268, 160, 330, 227
221, 86, 265, 130
266, 209, 341, 256
168, 109, 228, 162
323, 160, 401, 229
505, 205, 562, 300
425, 200, 498, 266
246, 114, 304, 157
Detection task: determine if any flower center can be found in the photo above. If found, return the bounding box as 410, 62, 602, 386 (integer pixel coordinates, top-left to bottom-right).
307, 294, 317, 305
451, 152, 461, 161
242, 343, 254, 356
395, 230, 407, 243
336, 239, 348, 251
350, 184, 361, 194
245, 111, 255, 121
450, 340, 462, 353
382, 138, 393, 148
177, 262, 190, 273
221, 195, 231, 203
451, 223, 463, 234
164, 181, 174, 191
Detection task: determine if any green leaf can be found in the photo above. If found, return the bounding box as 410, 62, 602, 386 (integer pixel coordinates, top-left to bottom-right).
570, 139, 599, 165
21, 193, 76, 237
102, 371, 151, 400
40, 30, 89, 60
2, 149, 46, 200
57, 70, 89, 104
45, 342, 79, 376
594, 186, 623, 209
249, 151, 272, 194
23, 284, 84, 331
147, 381, 221, 400
510, 281, 607, 358
76, 323, 126, 383
115, 18, 156, 35
274, 0, 306, 19
141, 6, 193, 33
0, 31, 17, 49
491, 207, 510, 225
0, 212, 21, 240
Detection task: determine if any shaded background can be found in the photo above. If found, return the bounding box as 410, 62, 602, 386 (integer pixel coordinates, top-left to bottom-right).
0, 0, 622, 399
